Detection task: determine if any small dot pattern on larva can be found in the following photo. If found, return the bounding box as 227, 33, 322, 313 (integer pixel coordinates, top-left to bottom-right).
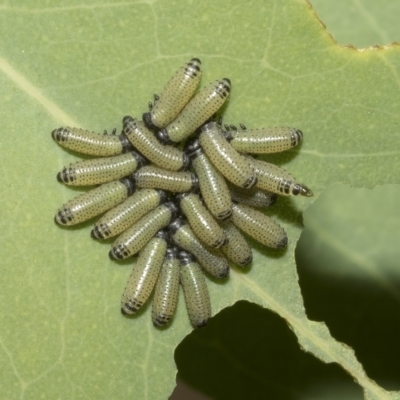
91, 189, 167, 240
199, 121, 257, 189
176, 192, 227, 248
224, 125, 303, 154
55, 179, 133, 226
52, 127, 132, 157
110, 202, 178, 260
133, 165, 198, 193
57, 151, 144, 186
157, 78, 231, 144
231, 202, 288, 249
123, 117, 189, 171
143, 58, 202, 130
51, 58, 313, 329
168, 218, 229, 279
185, 138, 232, 220
179, 251, 211, 329
121, 231, 168, 315
219, 220, 253, 267
151, 247, 180, 327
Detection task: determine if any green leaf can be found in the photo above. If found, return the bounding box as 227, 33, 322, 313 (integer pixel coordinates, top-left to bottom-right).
0, 0, 399, 399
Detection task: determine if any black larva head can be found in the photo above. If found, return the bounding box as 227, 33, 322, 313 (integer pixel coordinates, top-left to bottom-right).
122, 115, 134, 125
119, 178, 136, 196
142, 112, 158, 131
131, 150, 149, 168
155, 128, 173, 145
184, 138, 203, 160
167, 217, 187, 236
154, 229, 168, 240
165, 245, 179, 259
178, 250, 196, 264
163, 201, 180, 221
189, 173, 199, 192
174, 192, 190, 206
156, 189, 168, 204
179, 153, 191, 171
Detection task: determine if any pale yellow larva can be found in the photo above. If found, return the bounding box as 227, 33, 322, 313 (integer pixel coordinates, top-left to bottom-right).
109, 202, 178, 260
179, 250, 211, 328
168, 218, 229, 279
151, 246, 180, 327
57, 151, 146, 186
121, 230, 168, 315
143, 58, 202, 130
231, 202, 287, 249
157, 79, 231, 144
185, 138, 232, 220
54, 178, 134, 226
122, 116, 189, 171
91, 189, 167, 240
51, 127, 132, 156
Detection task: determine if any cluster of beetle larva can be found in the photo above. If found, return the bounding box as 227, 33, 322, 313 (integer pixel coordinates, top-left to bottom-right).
52, 58, 313, 329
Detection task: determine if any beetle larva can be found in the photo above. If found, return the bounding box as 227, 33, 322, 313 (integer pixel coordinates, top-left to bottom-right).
175, 192, 227, 248
122, 116, 189, 171
133, 165, 198, 193
227, 182, 277, 208
223, 124, 303, 154
121, 230, 167, 315
198, 121, 257, 189
231, 202, 287, 249
143, 58, 202, 130
179, 250, 211, 328
219, 220, 252, 267
168, 218, 229, 279
54, 178, 134, 226
51, 127, 133, 157
185, 138, 232, 220
57, 151, 146, 186
151, 246, 180, 327
157, 78, 231, 144
91, 188, 167, 240
246, 156, 313, 197
109, 202, 178, 260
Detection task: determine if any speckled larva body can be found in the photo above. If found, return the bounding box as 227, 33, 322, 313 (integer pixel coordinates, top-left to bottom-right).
133, 165, 198, 193
175, 192, 227, 248
168, 218, 229, 279
185, 138, 232, 220
151, 247, 180, 327
57, 151, 146, 186
122, 117, 189, 171
246, 156, 313, 197
121, 231, 167, 315
179, 251, 211, 328
91, 189, 167, 240
157, 79, 231, 144
198, 122, 257, 189
224, 125, 303, 154
227, 183, 277, 208
109, 202, 178, 260
54, 178, 134, 226
143, 58, 202, 130
231, 202, 287, 249
51, 127, 132, 157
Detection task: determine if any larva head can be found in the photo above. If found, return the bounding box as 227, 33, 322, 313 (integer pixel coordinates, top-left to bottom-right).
292, 183, 313, 197
120, 178, 136, 197
131, 149, 149, 168
155, 128, 173, 145
167, 217, 187, 237
184, 138, 203, 160
163, 201, 180, 221
215, 78, 231, 101
178, 250, 196, 265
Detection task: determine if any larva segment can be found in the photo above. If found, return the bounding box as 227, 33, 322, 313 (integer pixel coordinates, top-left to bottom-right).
143, 58, 202, 130
168, 218, 229, 279
109, 202, 178, 260
133, 165, 198, 193
227, 182, 277, 208
179, 251, 211, 329
231, 202, 287, 249
198, 121, 257, 189
219, 220, 252, 267
123, 117, 189, 171
91, 189, 167, 240
57, 151, 146, 186
157, 78, 231, 144
51, 127, 132, 157
185, 138, 232, 220
151, 246, 180, 327
54, 178, 134, 226
246, 156, 313, 197
224, 126, 303, 154
175, 192, 227, 248
121, 231, 167, 315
